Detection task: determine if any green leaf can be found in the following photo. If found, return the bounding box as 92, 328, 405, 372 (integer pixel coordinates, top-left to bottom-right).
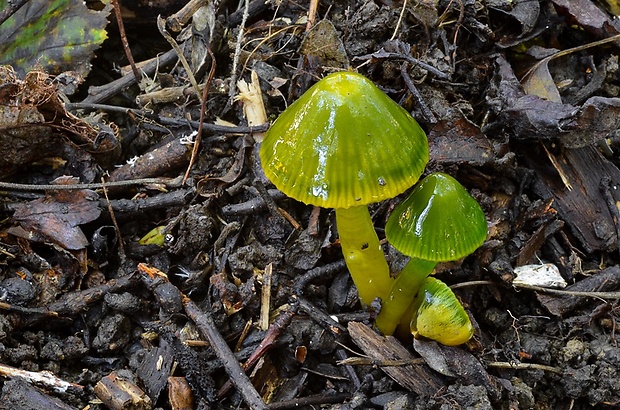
0, 0, 111, 76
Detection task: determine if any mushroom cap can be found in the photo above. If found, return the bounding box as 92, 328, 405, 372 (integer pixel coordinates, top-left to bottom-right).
385, 173, 487, 262
412, 277, 474, 346
259, 71, 429, 209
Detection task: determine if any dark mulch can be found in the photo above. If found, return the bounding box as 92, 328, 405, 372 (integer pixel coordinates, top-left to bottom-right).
2, 0, 620, 409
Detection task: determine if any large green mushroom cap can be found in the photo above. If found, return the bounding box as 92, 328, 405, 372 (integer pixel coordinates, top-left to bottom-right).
259, 71, 429, 209
386, 173, 487, 262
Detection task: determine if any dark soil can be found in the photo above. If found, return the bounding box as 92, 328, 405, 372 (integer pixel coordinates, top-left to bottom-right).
2, 0, 620, 409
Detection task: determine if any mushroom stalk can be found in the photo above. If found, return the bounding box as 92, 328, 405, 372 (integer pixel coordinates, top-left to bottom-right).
375, 257, 436, 335
336, 205, 392, 306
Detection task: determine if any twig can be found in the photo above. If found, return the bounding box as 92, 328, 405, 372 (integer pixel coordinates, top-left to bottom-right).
83, 49, 178, 104
266, 393, 350, 409
354, 51, 450, 79
100, 177, 125, 260
521, 33, 620, 82
401, 63, 437, 123
138, 264, 267, 410
259, 263, 273, 330
157, 16, 203, 104
184, 297, 267, 410
228, 0, 250, 109
486, 361, 563, 374
221, 189, 287, 215
337, 357, 426, 367
65, 103, 270, 135
390, 0, 408, 41
0, 177, 182, 192
306, 0, 319, 31
0, 363, 84, 395
110, 0, 140, 82
293, 259, 347, 295
165, 0, 208, 32
296, 295, 347, 336
451, 280, 620, 299
218, 303, 297, 398
183, 47, 217, 184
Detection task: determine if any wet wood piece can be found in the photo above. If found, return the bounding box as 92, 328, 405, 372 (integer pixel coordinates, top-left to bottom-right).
109, 136, 191, 182
413, 339, 503, 401
0, 379, 77, 410
0, 363, 84, 396
347, 322, 445, 396
537, 265, 620, 316
136, 338, 175, 403
94, 371, 152, 410
519, 143, 620, 253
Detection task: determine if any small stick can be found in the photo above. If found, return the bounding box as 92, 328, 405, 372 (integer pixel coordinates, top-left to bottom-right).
165, 0, 209, 32
306, 0, 319, 31
183, 47, 217, 184
184, 296, 267, 410
110, 0, 140, 82
486, 361, 563, 374
390, 0, 408, 41
157, 16, 203, 104
293, 260, 347, 295
83, 49, 178, 104
0, 177, 182, 192
217, 304, 297, 398
451, 280, 620, 299
401, 63, 436, 123
228, 0, 250, 109
259, 263, 273, 330
354, 51, 450, 79
100, 177, 125, 260
138, 264, 267, 410
0, 363, 84, 395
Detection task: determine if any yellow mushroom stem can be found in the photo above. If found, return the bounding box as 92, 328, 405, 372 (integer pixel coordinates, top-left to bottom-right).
335, 205, 393, 306
375, 257, 437, 335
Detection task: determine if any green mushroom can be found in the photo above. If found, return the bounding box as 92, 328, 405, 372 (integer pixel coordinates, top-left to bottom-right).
375, 172, 487, 342
410, 277, 475, 346
259, 71, 429, 306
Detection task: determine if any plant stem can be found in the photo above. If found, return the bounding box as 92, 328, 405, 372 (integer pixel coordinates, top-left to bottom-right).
335, 206, 392, 306
375, 257, 436, 335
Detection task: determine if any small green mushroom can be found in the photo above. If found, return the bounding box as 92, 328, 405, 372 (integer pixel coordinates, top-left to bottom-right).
260, 71, 429, 306
375, 172, 487, 340
410, 277, 474, 346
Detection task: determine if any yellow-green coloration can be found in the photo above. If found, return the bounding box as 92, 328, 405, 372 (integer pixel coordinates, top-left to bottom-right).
260, 71, 428, 209
410, 277, 474, 346
260, 71, 429, 306
0, 0, 111, 77
335, 205, 393, 305
387, 173, 487, 262
376, 173, 487, 338
139, 226, 167, 246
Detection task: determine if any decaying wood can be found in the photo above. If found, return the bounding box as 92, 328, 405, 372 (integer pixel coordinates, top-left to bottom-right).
520, 143, 620, 253
0, 363, 83, 396
347, 322, 445, 396
94, 371, 152, 410
0, 379, 77, 410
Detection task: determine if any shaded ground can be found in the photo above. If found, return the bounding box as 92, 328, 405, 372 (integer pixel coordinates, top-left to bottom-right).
2, 0, 620, 409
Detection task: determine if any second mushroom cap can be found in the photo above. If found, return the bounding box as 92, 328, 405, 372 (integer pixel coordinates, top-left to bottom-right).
385, 172, 488, 262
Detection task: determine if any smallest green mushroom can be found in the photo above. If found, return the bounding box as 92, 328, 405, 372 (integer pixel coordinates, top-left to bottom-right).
375, 172, 487, 344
